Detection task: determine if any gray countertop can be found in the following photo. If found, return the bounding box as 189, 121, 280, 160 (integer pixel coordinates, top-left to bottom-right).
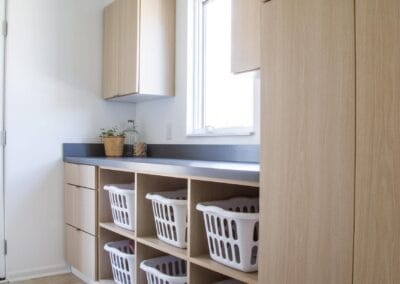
64, 156, 259, 184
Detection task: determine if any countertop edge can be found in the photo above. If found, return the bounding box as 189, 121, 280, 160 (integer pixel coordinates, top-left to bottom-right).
63, 156, 260, 186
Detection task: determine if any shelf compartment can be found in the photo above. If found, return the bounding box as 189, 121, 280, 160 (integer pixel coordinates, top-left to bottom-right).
189, 262, 235, 284
190, 255, 257, 284
137, 236, 187, 260
188, 180, 259, 258
136, 174, 188, 238
99, 222, 135, 240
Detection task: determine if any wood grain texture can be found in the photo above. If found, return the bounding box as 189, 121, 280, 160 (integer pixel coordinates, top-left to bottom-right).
65, 184, 96, 235
231, 0, 261, 73
259, 0, 355, 283
118, 0, 139, 96
65, 225, 97, 281
139, 0, 176, 96
354, 0, 400, 282
102, 1, 119, 99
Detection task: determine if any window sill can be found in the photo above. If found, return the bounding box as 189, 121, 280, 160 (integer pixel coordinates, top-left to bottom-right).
187, 128, 255, 137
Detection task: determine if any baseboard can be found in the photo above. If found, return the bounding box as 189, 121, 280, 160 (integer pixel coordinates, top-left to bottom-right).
71, 267, 96, 284
7, 263, 70, 283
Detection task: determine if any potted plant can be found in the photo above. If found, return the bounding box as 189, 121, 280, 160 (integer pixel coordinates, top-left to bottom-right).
100, 127, 125, 157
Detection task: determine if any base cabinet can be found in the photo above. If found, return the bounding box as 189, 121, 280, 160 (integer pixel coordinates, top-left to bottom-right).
64, 163, 98, 281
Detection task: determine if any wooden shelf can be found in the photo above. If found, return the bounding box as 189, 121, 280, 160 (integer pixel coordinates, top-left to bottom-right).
136, 236, 188, 260
190, 255, 258, 284
99, 222, 135, 240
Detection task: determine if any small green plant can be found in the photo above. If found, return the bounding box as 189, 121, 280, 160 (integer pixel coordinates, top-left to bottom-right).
100, 126, 125, 138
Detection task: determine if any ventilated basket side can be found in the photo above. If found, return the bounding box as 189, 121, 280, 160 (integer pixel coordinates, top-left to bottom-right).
104, 240, 135, 284
104, 184, 136, 231
146, 189, 188, 248
196, 197, 259, 272
140, 256, 187, 284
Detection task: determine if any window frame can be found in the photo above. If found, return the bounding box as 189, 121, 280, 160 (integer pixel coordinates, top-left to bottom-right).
186, 0, 256, 137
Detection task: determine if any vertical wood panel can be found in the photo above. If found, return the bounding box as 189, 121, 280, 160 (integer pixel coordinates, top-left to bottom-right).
354, 0, 400, 282
259, 0, 355, 283
139, 0, 175, 96
118, 0, 139, 96
102, 2, 119, 99
231, 0, 261, 73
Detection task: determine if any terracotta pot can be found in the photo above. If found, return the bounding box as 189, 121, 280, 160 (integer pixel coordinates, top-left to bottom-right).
103, 136, 125, 157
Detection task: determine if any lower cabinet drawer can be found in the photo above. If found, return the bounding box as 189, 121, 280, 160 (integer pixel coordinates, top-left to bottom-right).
64, 184, 96, 235
65, 225, 97, 280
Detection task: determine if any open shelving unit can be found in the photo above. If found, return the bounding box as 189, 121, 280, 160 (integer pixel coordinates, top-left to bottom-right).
97, 167, 259, 284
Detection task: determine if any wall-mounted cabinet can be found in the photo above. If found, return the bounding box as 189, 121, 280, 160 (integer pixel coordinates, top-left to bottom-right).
102, 0, 176, 102
231, 0, 261, 73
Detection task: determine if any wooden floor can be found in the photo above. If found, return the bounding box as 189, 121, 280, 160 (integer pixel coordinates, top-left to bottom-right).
11, 274, 84, 284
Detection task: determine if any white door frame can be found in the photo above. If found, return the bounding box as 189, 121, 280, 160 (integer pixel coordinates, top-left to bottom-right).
0, 0, 6, 280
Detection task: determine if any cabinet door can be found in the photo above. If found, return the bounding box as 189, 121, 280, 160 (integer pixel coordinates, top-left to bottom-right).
65, 225, 97, 280
75, 187, 96, 235
231, 0, 260, 73
64, 184, 96, 235
259, 0, 355, 283
354, 0, 400, 282
64, 184, 76, 227
118, 0, 140, 96
139, 0, 175, 96
103, 1, 120, 99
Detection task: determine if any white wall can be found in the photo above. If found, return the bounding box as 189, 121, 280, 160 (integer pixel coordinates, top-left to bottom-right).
135, 0, 260, 145
5, 0, 135, 280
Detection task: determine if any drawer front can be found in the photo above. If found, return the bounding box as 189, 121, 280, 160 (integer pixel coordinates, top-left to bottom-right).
64, 184, 96, 235
65, 225, 97, 280
64, 185, 75, 226
64, 163, 97, 189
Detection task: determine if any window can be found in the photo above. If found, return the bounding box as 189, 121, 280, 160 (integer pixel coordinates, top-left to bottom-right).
187, 0, 258, 136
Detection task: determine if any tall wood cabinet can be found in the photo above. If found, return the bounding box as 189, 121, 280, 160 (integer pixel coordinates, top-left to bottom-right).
354, 0, 400, 283
259, 0, 400, 283
102, 0, 175, 102
259, 0, 355, 283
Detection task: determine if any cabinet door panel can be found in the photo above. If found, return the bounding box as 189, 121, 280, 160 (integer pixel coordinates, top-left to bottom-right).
64, 184, 76, 226
259, 0, 355, 283
64, 163, 79, 185
65, 225, 97, 280
78, 164, 97, 189
75, 187, 96, 235
118, 0, 139, 96
354, 0, 400, 282
103, 1, 120, 99
231, 0, 261, 73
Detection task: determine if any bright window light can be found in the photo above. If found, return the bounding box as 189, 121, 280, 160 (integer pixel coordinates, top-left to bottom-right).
188, 0, 257, 136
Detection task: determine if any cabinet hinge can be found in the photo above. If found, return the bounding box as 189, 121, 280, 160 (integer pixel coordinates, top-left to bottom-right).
0, 130, 5, 147
2, 20, 7, 37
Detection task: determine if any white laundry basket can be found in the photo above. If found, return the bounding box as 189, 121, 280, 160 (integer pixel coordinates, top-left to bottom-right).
196, 197, 259, 272
140, 255, 187, 284
146, 189, 187, 248
104, 183, 135, 230
104, 240, 135, 284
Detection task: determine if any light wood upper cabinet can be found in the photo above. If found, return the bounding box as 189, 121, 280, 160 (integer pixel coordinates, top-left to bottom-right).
259, 0, 355, 283
102, 0, 175, 102
354, 0, 400, 282
231, 0, 261, 73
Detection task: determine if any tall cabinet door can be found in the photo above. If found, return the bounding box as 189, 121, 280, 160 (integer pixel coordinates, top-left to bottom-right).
354, 0, 400, 282
118, 0, 139, 96
103, 1, 120, 99
259, 0, 355, 283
